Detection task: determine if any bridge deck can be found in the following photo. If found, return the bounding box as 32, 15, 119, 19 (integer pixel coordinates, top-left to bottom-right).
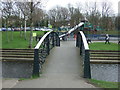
13, 41, 96, 88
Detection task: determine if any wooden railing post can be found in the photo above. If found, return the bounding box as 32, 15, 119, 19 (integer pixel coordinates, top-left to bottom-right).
33, 49, 40, 77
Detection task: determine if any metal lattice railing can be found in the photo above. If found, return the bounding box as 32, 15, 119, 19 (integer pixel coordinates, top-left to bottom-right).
32, 30, 60, 76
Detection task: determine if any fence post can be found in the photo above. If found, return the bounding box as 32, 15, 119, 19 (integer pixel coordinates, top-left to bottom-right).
84, 50, 91, 78
33, 49, 40, 77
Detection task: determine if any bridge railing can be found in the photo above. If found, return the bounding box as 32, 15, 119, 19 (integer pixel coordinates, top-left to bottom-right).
76, 31, 91, 78
33, 30, 60, 76
59, 22, 84, 41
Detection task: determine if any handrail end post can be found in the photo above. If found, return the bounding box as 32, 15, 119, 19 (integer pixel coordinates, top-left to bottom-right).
76, 33, 78, 47
56, 36, 60, 46
84, 50, 91, 79
32, 49, 40, 77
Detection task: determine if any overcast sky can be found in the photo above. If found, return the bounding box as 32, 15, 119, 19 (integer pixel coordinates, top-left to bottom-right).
44, 0, 119, 14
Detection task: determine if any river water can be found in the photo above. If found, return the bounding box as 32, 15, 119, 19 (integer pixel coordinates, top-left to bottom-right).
91, 64, 119, 82
2, 61, 33, 78
1, 62, 119, 82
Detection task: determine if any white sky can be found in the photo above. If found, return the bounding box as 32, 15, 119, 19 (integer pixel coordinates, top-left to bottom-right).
44, 0, 119, 14
1, 0, 119, 15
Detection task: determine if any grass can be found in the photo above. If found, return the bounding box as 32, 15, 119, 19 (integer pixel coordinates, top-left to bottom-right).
88, 79, 119, 89
18, 72, 42, 81
19, 75, 39, 81
89, 42, 120, 50
1, 31, 46, 49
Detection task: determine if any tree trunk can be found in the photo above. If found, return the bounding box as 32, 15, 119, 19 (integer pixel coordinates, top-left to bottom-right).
6, 18, 9, 43
11, 27, 13, 41
20, 24, 23, 37
24, 17, 27, 40
29, 2, 33, 48
20, 13, 23, 38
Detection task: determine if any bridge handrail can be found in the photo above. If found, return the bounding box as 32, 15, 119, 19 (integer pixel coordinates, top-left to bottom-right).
79, 31, 89, 50
35, 31, 53, 49
76, 31, 91, 79
33, 30, 60, 77
59, 22, 84, 39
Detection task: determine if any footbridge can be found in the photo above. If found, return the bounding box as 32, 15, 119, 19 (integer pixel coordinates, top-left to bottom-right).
3, 21, 119, 88
32, 21, 91, 79
11, 21, 96, 88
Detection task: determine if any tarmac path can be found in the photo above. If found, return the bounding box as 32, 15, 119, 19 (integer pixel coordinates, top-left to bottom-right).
11, 41, 98, 88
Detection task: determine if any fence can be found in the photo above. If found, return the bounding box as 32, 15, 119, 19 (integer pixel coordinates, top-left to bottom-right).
76, 31, 91, 78
32, 30, 60, 76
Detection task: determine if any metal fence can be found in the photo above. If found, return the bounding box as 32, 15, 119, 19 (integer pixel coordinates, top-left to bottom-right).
32, 30, 60, 76
76, 31, 91, 78
86, 34, 120, 41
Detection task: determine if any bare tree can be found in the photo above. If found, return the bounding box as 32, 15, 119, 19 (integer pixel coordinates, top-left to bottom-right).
48, 6, 69, 27
101, 2, 113, 30
115, 16, 120, 30
88, 2, 101, 25
16, 1, 41, 48
33, 7, 45, 26
29, 1, 41, 48
15, 2, 31, 40
2, 1, 14, 42
48, 8, 57, 27
67, 3, 83, 27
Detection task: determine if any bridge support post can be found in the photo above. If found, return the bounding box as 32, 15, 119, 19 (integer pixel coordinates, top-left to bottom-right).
56, 34, 60, 46
80, 35, 82, 55
46, 35, 50, 55
76, 33, 83, 55
76, 33, 79, 47
52, 32, 55, 47
33, 49, 40, 77
84, 50, 91, 78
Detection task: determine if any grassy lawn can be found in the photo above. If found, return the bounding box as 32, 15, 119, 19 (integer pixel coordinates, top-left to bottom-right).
89, 79, 119, 89
89, 42, 120, 50
1, 31, 46, 49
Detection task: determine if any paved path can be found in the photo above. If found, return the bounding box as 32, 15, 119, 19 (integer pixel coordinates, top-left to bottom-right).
12, 41, 98, 88
92, 40, 118, 43
2, 78, 18, 88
